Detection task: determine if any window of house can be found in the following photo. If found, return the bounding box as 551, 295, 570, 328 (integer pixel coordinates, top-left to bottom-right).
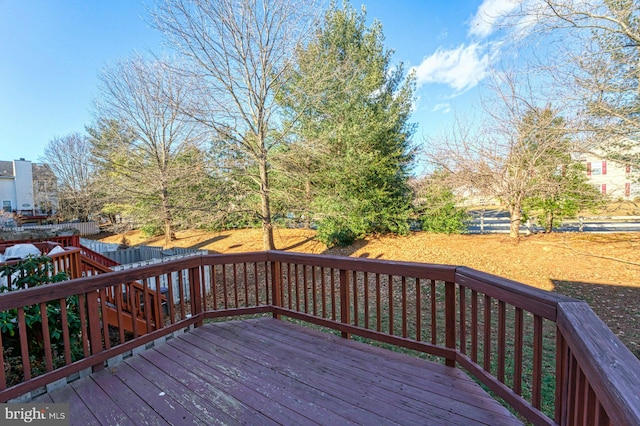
588, 161, 607, 175
625, 182, 631, 197
601, 183, 607, 194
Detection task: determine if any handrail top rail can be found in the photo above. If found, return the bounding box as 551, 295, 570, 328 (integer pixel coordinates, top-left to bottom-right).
557, 301, 640, 425
264, 250, 457, 282
455, 267, 573, 320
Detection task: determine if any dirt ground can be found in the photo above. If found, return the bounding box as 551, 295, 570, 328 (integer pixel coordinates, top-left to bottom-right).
97, 228, 640, 356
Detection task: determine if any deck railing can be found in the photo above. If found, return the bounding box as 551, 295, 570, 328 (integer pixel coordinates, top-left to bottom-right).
0, 251, 637, 425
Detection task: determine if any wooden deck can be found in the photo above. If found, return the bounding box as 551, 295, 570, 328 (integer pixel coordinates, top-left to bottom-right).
33, 318, 521, 425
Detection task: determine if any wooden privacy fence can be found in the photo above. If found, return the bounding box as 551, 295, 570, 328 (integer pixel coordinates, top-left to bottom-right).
0, 251, 637, 425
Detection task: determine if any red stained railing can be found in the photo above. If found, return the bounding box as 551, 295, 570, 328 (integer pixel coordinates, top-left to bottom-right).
0, 251, 637, 425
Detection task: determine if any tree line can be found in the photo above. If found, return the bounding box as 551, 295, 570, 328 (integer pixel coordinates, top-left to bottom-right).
43, 0, 635, 243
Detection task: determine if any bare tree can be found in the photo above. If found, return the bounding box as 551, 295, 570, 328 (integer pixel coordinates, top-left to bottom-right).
153, 0, 319, 250
427, 72, 582, 238
93, 55, 206, 245
41, 133, 98, 221
505, 1, 640, 161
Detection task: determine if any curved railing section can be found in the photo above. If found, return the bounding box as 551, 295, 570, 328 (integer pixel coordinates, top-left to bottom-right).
0, 251, 637, 425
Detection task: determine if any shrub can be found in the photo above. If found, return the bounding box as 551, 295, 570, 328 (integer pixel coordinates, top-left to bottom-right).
140, 223, 163, 237
0, 255, 83, 384
316, 218, 357, 247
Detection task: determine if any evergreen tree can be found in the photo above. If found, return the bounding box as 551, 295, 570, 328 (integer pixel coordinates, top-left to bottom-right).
279, 2, 416, 246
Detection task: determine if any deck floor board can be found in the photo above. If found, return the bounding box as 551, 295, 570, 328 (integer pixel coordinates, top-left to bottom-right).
33, 318, 522, 425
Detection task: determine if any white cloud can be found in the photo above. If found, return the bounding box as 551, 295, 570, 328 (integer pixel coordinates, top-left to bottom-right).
468, 0, 520, 39
432, 103, 451, 114
412, 43, 497, 92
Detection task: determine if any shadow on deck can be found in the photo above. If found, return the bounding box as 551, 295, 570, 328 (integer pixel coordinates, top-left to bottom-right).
34, 318, 520, 425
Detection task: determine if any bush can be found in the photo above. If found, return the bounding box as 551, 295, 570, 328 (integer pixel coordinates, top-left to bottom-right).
421, 203, 469, 234
140, 223, 163, 238
316, 218, 357, 247
0, 256, 83, 385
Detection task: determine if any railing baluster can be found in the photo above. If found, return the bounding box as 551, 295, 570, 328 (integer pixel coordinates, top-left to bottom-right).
233, 264, 239, 308
330, 268, 336, 321
243, 263, 249, 308
445, 281, 456, 367
471, 290, 478, 362
17, 307, 30, 380
364, 272, 369, 329
253, 263, 259, 306
78, 294, 89, 357
352, 271, 358, 327
416, 278, 421, 341
222, 264, 229, 310
339, 269, 350, 339
99, 289, 111, 351
574, 364, 585, 424
532, 314, 543, 409
459, 285, 466, 354
312, 266, 318, 317
497, 300, 506, 382
166, 273, 175, 323
160, 275, 167, 326
190, 266, 203, 326
294, 264, 300, 312
303, 265, 309, 314
320, 267, 327, 318
115, 285, 125, 344
376, 274, 381, 332
0, 331, 6, 390
39, 302, 53, 372
514, 307, 524, 395
483, 294, 492, 372
143, 279, 152, 333
178, 271, 186, 318
401, 276, 407, 338
287, 263, 293, 310
388, 275, 394, 336
430, 279, 436, 345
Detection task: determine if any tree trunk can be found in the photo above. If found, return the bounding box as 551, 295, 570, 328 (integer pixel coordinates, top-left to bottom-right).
508, 205, 522, 238
304, 172, 312, 229
259, 157, 275, 250
161, 187, 174, 246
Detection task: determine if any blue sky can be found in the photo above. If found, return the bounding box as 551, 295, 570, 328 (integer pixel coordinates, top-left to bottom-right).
0, 0, 522, 165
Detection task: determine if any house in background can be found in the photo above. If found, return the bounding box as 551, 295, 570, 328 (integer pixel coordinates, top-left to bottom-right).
578, 148, 639, 200
0, 158, 57, 224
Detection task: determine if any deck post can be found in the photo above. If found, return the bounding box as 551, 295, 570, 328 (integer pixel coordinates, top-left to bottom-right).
339, 269, 350, 339
86, 290, 105, 370
444, 281, 456, 367
271, 260, 282, 319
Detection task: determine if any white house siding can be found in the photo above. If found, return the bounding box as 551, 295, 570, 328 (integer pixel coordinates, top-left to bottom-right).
583, 156, 639, 200
0, 159, 42, 213
0, 177, 15, 211
13, 160, 34, 211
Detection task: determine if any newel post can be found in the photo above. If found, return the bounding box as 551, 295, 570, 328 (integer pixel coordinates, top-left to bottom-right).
339, 269, 350, 339
86, 290, 104, 370
445, 280, 456, 367
271, 260, 282, 319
